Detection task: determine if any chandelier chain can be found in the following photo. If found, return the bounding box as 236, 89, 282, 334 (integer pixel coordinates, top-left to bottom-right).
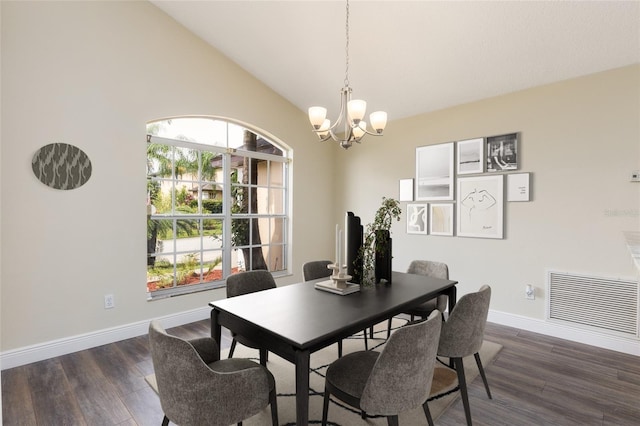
344, 0, 350, 87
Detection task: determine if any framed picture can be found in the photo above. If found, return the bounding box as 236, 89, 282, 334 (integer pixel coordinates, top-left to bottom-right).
399, 178, 414, 201
415, 142, 454, 201
507, 173, 531, 201
456, 138, 484, 175
457, 175, 504, 239
429, 203, 454, 236
486, 133, 518, 172
406, 204, 428, 234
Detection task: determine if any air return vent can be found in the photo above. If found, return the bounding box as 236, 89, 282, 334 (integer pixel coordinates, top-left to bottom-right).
547, 271, 639, 337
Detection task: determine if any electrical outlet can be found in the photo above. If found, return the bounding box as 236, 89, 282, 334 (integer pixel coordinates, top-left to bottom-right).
525, 285, 535, 300
104, 294, 115, 309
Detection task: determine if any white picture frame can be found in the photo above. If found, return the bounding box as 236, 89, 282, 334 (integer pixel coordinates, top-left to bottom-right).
507, 173, 531, 201
429, 203, 454, 236
399, 178, 414, 201
456, 137, 484, 175
406, 204, 428, 234
415, 142, 454, 201
457, 175, 504, 239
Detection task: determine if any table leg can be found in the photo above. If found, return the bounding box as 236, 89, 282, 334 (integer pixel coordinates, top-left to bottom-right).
447, 285, 457, 315
210, 309, 221, 360
294, 349, 311, 425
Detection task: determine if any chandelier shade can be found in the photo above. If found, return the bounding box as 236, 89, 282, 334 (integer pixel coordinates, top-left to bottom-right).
307, 0, 387, 149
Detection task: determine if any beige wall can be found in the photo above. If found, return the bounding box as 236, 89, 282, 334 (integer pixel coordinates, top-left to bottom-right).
1, 1, 639, 356
335, 65, 640, 320
0, 1, 335, 351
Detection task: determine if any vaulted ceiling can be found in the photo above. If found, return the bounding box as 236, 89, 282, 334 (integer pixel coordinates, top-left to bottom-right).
151, 1, 640, 121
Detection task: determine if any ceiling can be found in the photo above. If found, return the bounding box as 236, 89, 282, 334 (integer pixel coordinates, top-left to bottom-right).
151, 1, 640, 121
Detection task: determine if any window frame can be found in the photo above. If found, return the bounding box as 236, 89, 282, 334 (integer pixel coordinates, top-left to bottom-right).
146, 119, 291, 300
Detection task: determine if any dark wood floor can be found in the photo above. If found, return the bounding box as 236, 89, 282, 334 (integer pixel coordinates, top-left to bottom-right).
2, 321, 639, 425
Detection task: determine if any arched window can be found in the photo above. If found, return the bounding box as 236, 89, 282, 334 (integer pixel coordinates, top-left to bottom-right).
146, 117, 290, 299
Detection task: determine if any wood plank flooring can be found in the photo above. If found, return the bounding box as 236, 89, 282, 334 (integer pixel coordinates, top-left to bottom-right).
3, 321, 639, 425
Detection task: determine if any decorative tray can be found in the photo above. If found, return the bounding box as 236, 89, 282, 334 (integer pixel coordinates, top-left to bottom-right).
314, 279, 360, 296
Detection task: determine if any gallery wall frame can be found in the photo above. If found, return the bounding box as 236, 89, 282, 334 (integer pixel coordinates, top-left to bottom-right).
415, 142, 454, 201
399, 178, 414, 201
456, 137, 484, 175
457, 175, 504, 239
429, 203, 454, 236
406, 204, 428, 234
507, 173, 531, 201
486, 132, 518, 172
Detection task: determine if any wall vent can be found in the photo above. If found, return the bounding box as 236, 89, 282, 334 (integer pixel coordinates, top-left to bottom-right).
547, 271, 639, 337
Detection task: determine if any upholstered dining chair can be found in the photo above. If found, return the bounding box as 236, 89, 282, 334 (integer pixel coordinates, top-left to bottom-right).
387, 260, 449, 338
438, 285, 492, 426
148, 320, 278, 426
302, 260, 369, 356
322, 311, 442, 426
226, 269, 276, 365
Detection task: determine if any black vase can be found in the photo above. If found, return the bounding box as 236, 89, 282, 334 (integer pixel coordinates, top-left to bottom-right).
374, 229, 392, 284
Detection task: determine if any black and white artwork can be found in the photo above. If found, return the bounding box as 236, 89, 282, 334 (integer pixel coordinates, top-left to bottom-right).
457, 138, 484, 174
486, 133, 518, 172
406, 204, 428, 234
457, 175, 504, 239
415, 142, 454, 201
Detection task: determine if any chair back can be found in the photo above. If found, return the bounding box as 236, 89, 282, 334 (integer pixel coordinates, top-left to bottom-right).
302, 260, 332, 281
438, 285, 491, 358
360, 311, 442, 414
407, 260, 449, 279
148, 320, 270, 425
226, 269, 276, 298
407, 260, 449, 311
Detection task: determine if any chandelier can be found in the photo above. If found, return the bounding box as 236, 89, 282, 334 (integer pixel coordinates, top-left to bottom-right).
307, 0, 387, 149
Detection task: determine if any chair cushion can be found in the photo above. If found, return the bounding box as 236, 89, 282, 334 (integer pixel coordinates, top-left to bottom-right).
326, 350, 379, 399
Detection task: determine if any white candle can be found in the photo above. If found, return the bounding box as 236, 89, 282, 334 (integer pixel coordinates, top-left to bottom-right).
338, 229, 343, 275
335, 224, 339, 264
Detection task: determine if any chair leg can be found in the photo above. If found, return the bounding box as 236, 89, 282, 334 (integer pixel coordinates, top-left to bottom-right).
363, 330, 368, 350
386, 415, 399, 426
474, 352, 492, 399
161, 415, 169, 426
369, 326, 374, 339
338, 340, 343, 358
322, 387, 331, 426
387, 317, 392, 339
422, 400, 435, 426
228, 338, 237, 358
453, 357, 473, 426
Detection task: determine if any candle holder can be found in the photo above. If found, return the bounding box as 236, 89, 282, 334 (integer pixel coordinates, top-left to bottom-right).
328, 263, 352, 289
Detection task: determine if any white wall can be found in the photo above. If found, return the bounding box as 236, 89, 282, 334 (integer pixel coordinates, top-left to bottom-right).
0, 1, 335, 354
335, 65, 640, 325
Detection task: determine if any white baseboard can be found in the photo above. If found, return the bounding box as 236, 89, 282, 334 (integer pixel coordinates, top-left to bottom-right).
2, 307, 637, 370
0, 307, 210, 370
488, 309, 640, 356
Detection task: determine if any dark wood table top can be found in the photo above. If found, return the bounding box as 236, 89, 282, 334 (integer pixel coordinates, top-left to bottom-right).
209, 271, 457, 354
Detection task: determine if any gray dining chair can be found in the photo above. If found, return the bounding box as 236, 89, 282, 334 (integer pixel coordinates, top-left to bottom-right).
226, 269, 276, 365
302, 260, 369, 356
322, 310, 442, 426
438, 285, 492, 426
148, 320, 278, 426
387, 260, 449, 338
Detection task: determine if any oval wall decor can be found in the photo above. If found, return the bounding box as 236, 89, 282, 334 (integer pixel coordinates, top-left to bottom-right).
31, 143, 92, 190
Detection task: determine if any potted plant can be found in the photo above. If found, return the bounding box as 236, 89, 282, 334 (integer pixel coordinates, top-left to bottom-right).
359, 197, 402, 286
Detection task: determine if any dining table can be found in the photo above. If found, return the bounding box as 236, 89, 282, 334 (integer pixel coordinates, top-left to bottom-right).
209, 270, 458, 426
